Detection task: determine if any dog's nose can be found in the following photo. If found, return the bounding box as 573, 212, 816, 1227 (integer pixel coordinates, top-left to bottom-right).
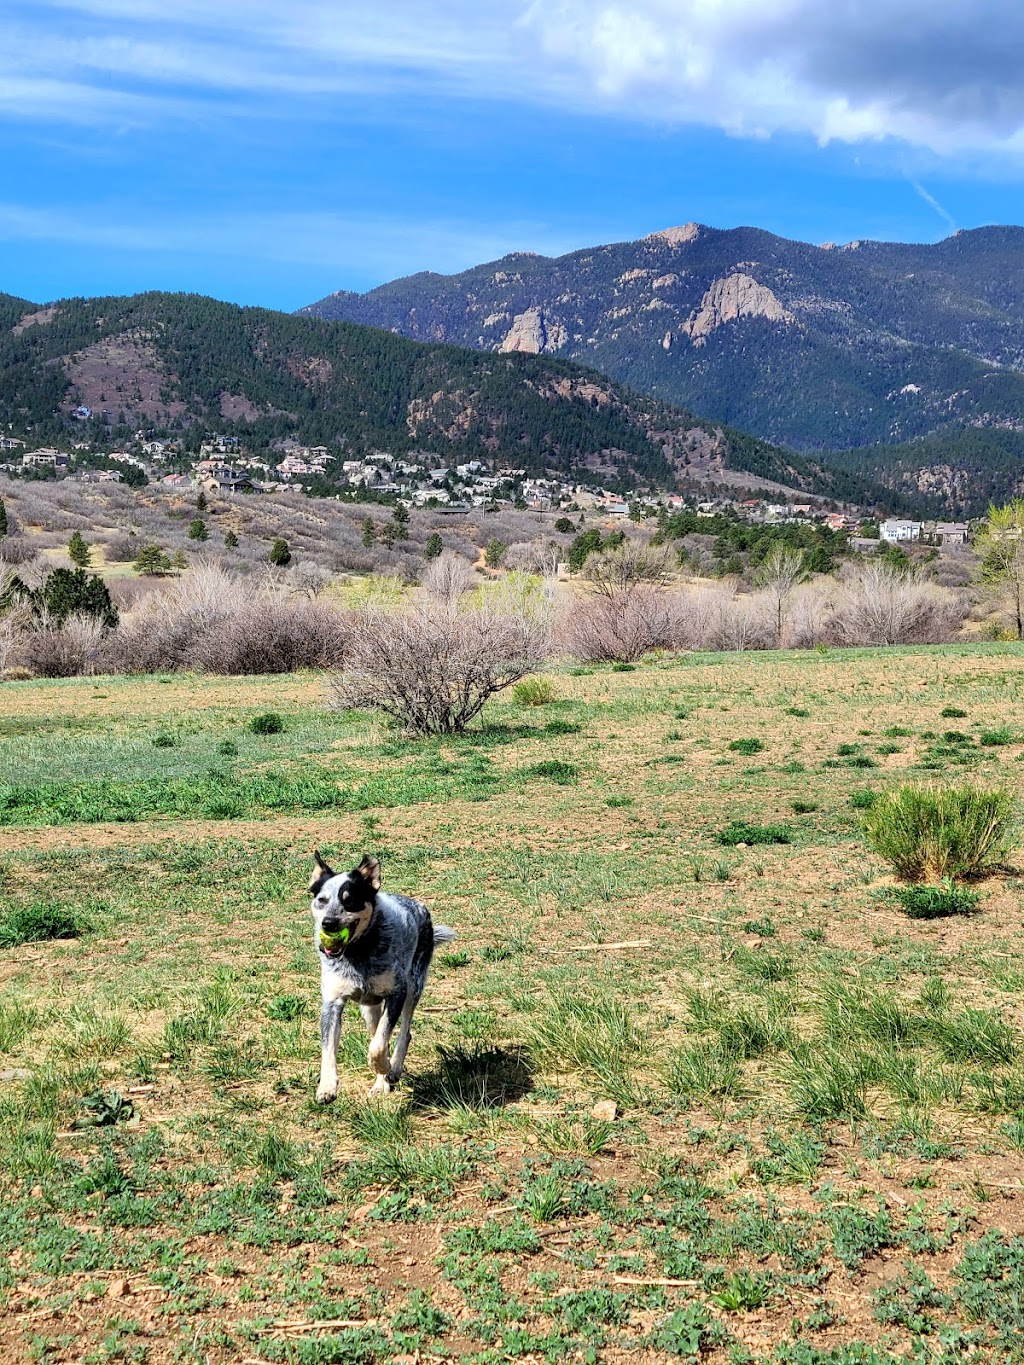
322, 917, 342, 933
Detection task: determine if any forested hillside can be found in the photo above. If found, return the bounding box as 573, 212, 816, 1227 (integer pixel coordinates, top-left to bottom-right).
0, 289, 904, 505
302, 224, 1024, 456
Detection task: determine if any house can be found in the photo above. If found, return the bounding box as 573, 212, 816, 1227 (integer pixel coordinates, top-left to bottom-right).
142, 440, 168, 457
161, 473, 192, 488
199, 470, 257, 494
22, 448, 68, 469
934, 521, 969, 546
72, 405, 93, 420
880, 519, 922, 543
0, 437, 25, 451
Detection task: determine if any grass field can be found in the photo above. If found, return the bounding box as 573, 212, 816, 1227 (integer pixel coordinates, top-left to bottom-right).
3, 645, 1024, 1364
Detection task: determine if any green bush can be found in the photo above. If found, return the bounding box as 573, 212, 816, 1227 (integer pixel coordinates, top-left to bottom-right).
980, 728, 1014, 747
249, 712, 285, 735
728, 738, 764, 755
513, 677, 557, 707
716, 821, 791, 846
0, 902, 84, 948
862, 783, 1014, 881
850, 789, 878, 810
888, 881, 981, 920
941, 706, 968, 719
527, 760, 580, 786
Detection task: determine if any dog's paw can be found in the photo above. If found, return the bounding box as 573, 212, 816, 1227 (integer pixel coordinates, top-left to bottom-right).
316, 1084, 338, 1105
368, 1076, 392, 1097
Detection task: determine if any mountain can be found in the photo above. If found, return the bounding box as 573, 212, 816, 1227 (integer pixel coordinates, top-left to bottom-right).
300, 224, 1024, 459
0, 288, 904, 506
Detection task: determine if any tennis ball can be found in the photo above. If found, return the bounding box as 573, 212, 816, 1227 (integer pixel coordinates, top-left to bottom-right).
319, 926, 350, 953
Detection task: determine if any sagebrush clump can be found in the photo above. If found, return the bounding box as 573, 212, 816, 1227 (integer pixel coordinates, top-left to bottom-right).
862, 783, 1014, 881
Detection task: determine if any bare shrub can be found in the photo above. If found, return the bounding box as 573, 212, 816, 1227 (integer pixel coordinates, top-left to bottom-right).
20, 613, 107, 678
421, 551, 475, 604
583, 541, 672, 598
0, 535, 40, 566
784, 580, 833, 649
111, 564, 350, 674
826, 562, 965, 646
559, 586, 679, 663
711, 591, 776, 651
671, 581, 736, 650
104, 533, 139, 563
506, 540, 561, 577
333, 600, 549, 734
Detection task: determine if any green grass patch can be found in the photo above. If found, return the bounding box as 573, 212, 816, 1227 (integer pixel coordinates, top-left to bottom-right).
716, 821, 792, 846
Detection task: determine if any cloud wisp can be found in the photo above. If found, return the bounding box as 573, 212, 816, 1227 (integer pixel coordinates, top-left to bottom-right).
5, 0, 1024, 163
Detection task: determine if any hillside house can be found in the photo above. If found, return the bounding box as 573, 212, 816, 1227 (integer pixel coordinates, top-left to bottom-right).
0, 437, 25, 451
933, 522, 969, 546
880, 519, 922, 543
22, 448, 68, 469
198, 466, 257, 494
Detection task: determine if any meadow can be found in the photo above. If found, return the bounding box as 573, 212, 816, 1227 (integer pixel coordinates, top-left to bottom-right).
3, 645, 1024, 1364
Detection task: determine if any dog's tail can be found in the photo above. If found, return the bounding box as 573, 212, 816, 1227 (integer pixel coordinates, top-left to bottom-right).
433, 925, 457, 946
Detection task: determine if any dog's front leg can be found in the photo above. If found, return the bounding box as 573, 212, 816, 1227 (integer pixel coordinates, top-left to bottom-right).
317, 998, 344, 1104
368, 990, 407, 1095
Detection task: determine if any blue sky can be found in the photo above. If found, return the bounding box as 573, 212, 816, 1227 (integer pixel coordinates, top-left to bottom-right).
4, 0, 1024, 310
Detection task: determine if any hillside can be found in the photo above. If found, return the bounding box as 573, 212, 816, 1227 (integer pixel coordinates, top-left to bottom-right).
0, 288, 902, 505
301, 224, 1024, 457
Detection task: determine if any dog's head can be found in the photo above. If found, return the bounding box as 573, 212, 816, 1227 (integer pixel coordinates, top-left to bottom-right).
309, 850, 380, 953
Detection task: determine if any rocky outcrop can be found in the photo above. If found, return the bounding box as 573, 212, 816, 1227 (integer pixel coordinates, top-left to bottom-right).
682, 274, 793, 347
498, 307, 566, 354
645, 223, 701, 247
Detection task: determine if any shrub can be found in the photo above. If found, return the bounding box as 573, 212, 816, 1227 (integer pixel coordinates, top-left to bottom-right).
0, 901, 84, 948
716, 821, 792, 846
250, 712, 285, 735
513, 676, 557, 706
728, 738, 764, 755
862, 783, 1014, 881
423, 531, 443, 560
269, 537, 291, 567
421, 551, 474, 604
331, 599, 549, 735
559, 586, 679, 663
850, 789, 878, 810
827, 562, 965, 646
889, 881, 981, 919
582, 541, 672, 597
188, 518, 209, 542
20, 613, 107, 678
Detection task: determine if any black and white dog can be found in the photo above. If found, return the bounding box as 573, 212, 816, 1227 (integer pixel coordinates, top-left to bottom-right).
309, 851, 455, 1100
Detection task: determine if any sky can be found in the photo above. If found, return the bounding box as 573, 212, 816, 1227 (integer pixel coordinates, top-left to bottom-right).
4, 0, 1024, 310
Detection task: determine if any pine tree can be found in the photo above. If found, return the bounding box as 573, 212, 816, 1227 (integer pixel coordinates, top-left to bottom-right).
196, 489, 208, 511
269, 537, 291, 567
188, 518, 209, 541
361, 517, 376, 548
134, 545, 173, 576
68, 531, 91, 567
392, 503, 410, 536
35, 568, 118, 627
423, 531, 443, 560
224, 530, 239, 549
0, 496, 7, 539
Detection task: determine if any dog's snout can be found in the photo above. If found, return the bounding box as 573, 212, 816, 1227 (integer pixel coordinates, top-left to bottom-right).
321, 916, 342, 933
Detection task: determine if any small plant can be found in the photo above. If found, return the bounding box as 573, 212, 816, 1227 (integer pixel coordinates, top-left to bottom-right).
728, 738, 764, 755
612, 662, 636, 672
217, 739, 238, 756
152, 733, 177, 748
943, 730, 972, 745
716, 821, 791, 846
792, 799, 817, 814
0, 901, 84, 948
942, 706, 968, 719
249, 712, 285, 735
850, 788, 877, 809
786, 706, 810, 717
712, 1270, 772, 1312
527, 760, 580, 785
545, 718, 581, 735
980, 727, 1014, 746
889, 880, 981, 919
513, 677, 557, 706
837, 743, 860, 757
861, 782, 1014, 881
265, 994, 306, 1021
883, 725, 915, 738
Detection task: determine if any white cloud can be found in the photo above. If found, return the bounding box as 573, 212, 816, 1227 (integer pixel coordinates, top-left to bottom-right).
6, 0, 1024, 159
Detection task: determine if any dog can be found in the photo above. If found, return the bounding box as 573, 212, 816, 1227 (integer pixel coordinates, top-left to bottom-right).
309, 850, 455, 1101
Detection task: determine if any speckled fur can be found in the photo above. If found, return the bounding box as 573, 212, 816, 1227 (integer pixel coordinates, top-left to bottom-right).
309, 851, 455, 1101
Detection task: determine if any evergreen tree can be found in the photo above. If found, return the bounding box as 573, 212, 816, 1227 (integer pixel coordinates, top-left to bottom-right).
269, 537, 291, 567
0, 496, 7, 539
380, 522, 396, 549
423, 531, 443, 560
196, 489, 208, 511
134, 545, 173, 576
188, 518, 209, 541
361, 517, 377, 548
68, 531, 91, 567
171, 550, 188, 571
484, 538, 508, 569
392, 503, 410, 536
33, 568, 118, 628
224, 530, 239, 549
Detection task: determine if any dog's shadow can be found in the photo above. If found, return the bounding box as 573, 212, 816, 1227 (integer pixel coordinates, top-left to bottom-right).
408, 1042, 533, 1112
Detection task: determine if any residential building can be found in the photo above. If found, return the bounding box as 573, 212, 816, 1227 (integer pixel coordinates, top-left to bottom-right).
880, 519, 922, 543
933, 522, 969, 546
22, 448, 68, 469
0, 437, 25, 451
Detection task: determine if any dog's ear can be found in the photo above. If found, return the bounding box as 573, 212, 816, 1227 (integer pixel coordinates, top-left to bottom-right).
310, 849, 334, 890
355, 854, 381, 891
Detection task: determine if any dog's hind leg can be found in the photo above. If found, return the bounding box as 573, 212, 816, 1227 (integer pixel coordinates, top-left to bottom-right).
317, 999, 344, 1105
360, 1002, 382, 1036
385, 995, 418, 1087
368, 990, 406, 1095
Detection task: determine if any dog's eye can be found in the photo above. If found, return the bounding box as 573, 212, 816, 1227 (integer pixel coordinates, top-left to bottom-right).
315, 895, 328, 907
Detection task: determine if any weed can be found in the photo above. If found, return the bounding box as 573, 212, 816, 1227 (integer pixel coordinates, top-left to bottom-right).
713, 1269, 773, 1311
525, 989, 642, 1104
526, 760, 580, 785
545, 719, 581, 735
728, 738, 765, 755
346, 1100, 413, 1146
932, 1008, 1017, 1065
0, 999, 39, 1052
850, 789, 877, 809
942, 706, 968, 719
883, 726, 915, 737
787, 707, 810, 717
652, 1304, 713, 1359
265, 994, 307, 1021
665, 1040, 744, 1102
861, 782, 1014, 881
792, 800, 817, 814
216, 739, 238, 756
533, 1115, 615, 1157
716, 821, 792, 846
888, 881, 981, 919
980, 727, 1013, 746
0, 901, 84, 947
513, 677, 558, 706
152, 733, 177, 749
249, 712, 285, 735
837, 743, 860, 757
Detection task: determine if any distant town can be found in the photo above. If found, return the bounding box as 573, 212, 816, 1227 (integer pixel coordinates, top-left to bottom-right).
0, 430, 971, 546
